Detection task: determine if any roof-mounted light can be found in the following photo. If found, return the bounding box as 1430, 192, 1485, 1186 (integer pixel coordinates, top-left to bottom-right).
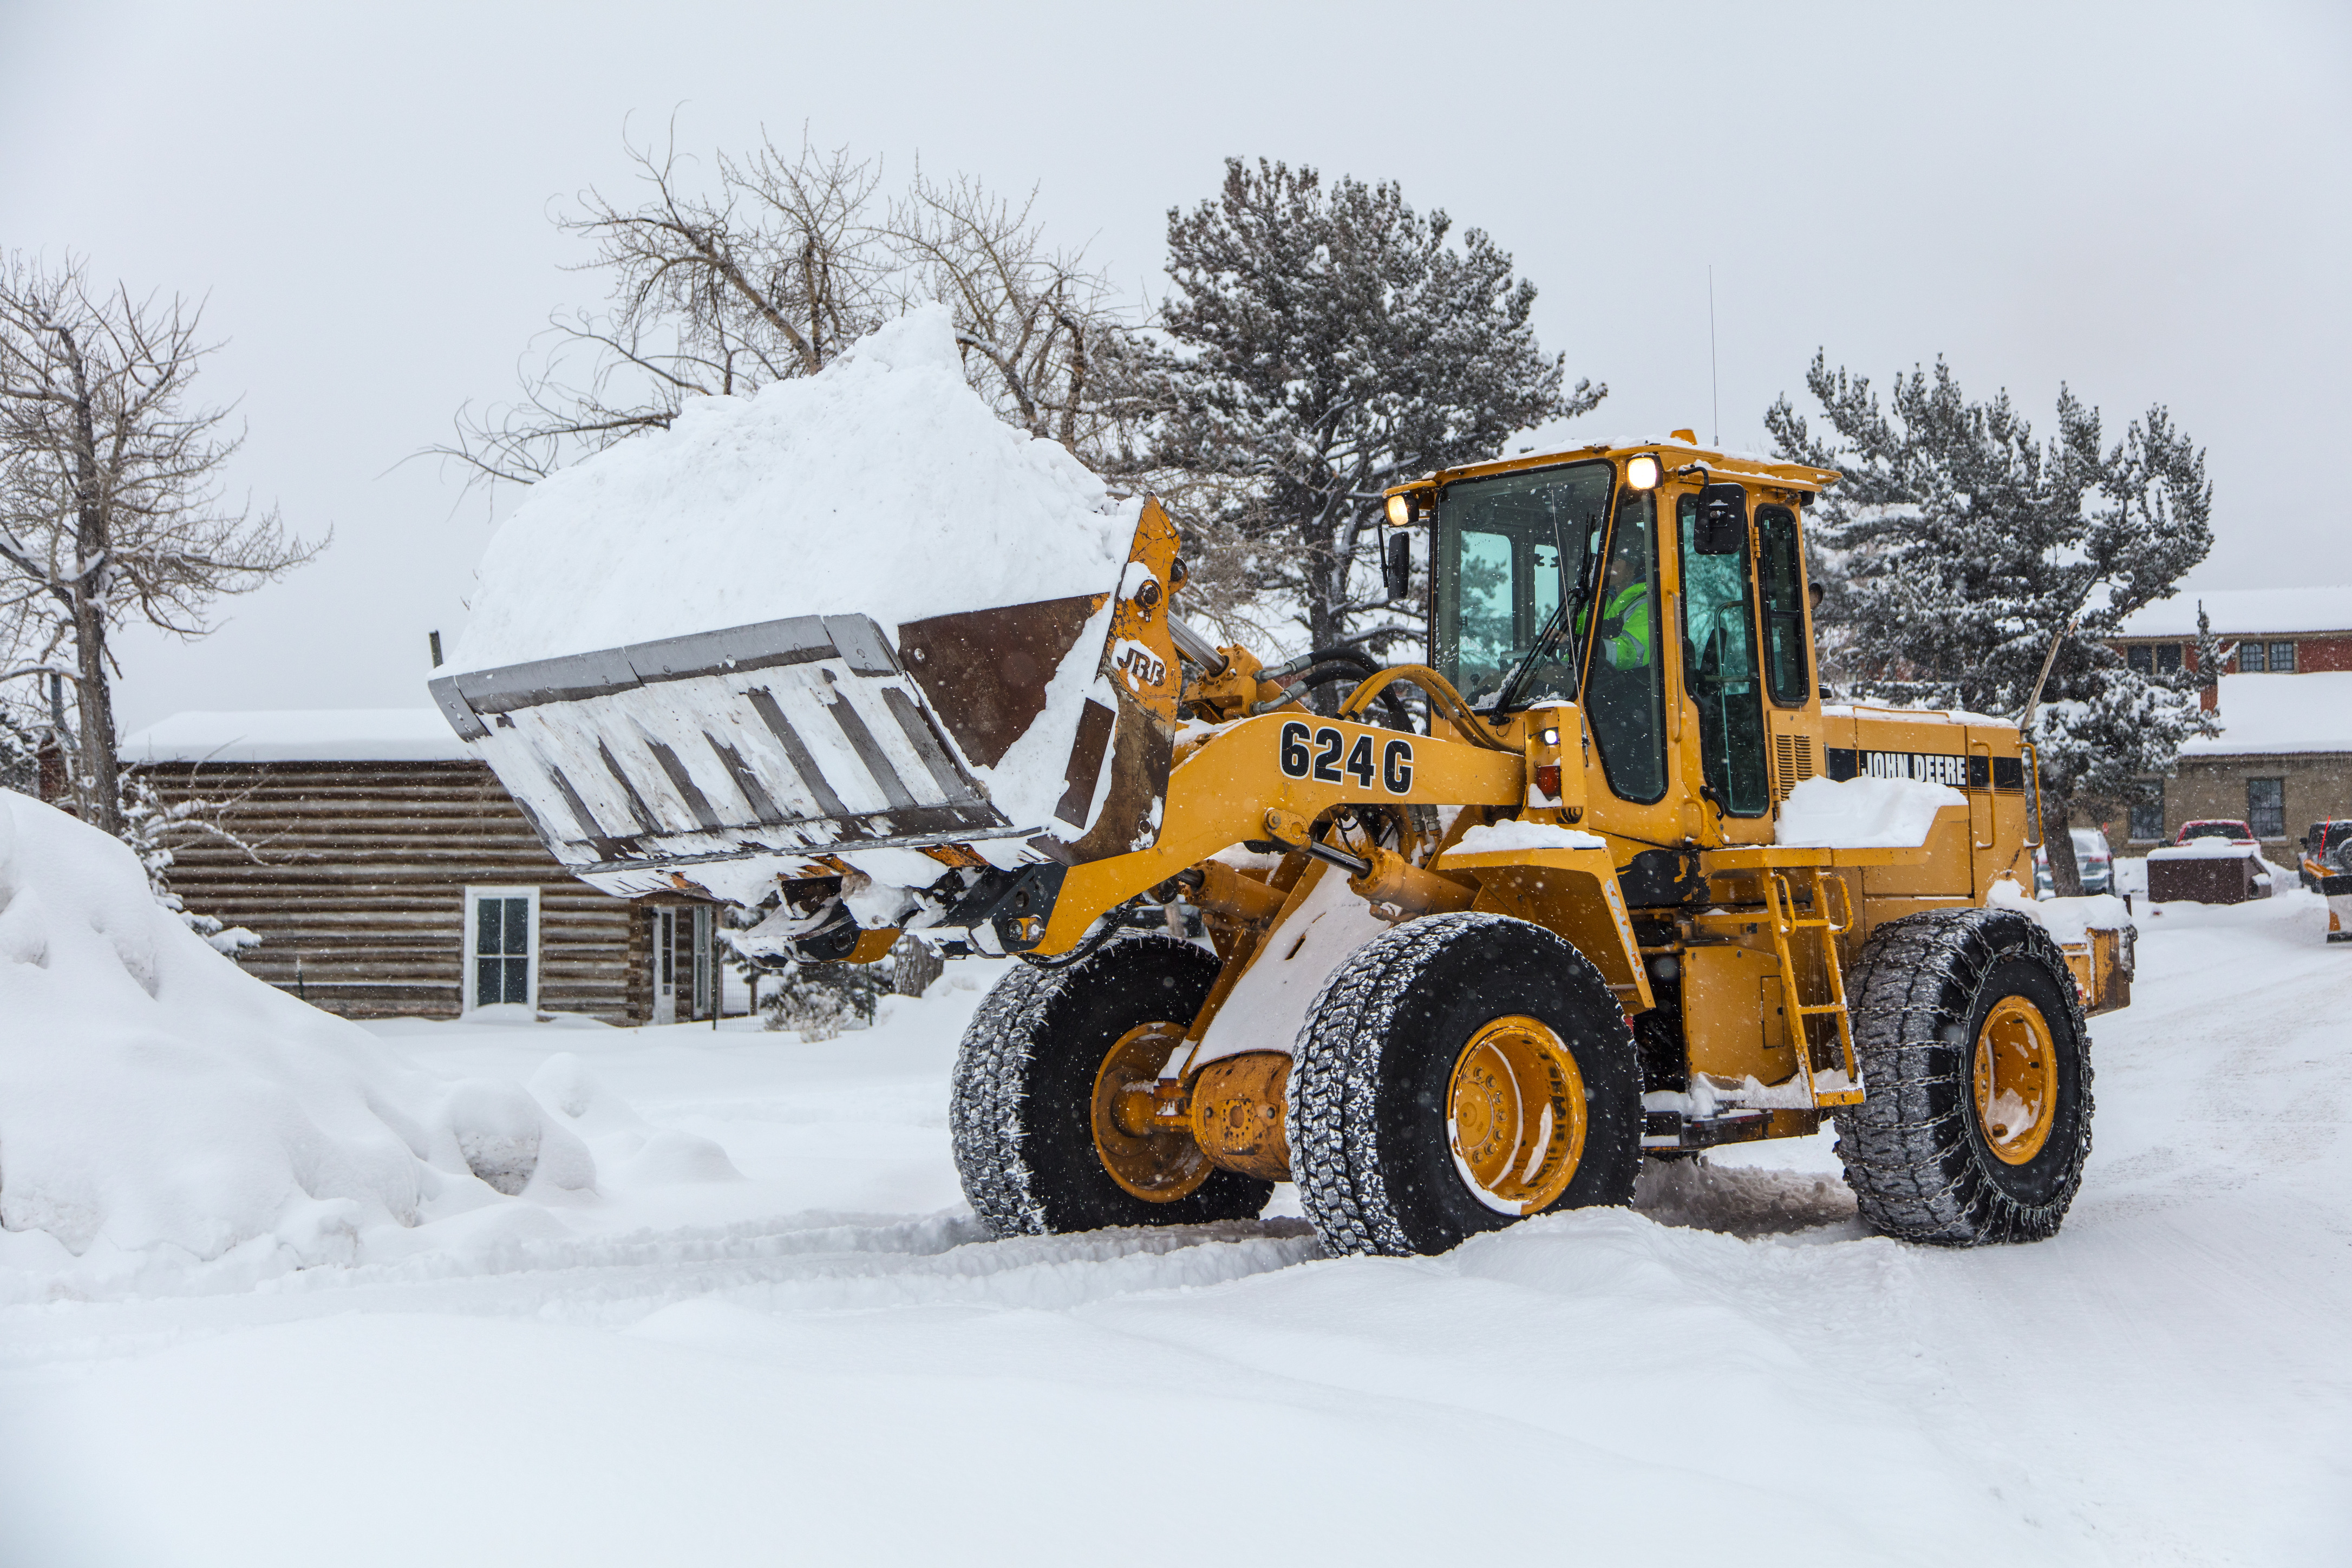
1385, 493, 1414, 527
1624, 453, 1662, 491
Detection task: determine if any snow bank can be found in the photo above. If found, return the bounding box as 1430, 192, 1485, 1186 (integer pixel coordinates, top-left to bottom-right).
120, 709, 471, 764
1444, 819, 1608, 857
1775, 775, 1965, 848
0, 789, 621, 1283
446, 305, 1137, 673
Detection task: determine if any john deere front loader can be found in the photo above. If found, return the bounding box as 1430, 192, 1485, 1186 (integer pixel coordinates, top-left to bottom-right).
432, 437, 2131, 1254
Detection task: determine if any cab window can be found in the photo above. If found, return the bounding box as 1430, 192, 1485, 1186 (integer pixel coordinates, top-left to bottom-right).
1755, 506, 1812, 705
1433, 462, 1612, 708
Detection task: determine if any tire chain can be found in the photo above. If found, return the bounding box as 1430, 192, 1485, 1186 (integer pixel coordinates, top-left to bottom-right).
1832, 907, 2095, 1244
1290, 912, 1528, 1258
949, 959, 1058, 1238
951, 936, 1214, 1240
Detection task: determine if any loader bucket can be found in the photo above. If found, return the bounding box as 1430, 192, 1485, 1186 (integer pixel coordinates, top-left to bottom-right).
427, 500, 1186, 904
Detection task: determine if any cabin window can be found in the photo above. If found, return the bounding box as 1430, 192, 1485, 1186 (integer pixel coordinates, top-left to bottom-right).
466, 886, 538, 1010
1754, 507, 1811, 705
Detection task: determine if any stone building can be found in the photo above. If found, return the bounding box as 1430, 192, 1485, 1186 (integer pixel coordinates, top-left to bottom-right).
2094, 586, 2352, 854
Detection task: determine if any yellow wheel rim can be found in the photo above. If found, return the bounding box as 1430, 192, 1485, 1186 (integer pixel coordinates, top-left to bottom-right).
1090, 1022, 1213, 1203
1972, 996, 2058, 1166
1447, 1015, 1587, 1215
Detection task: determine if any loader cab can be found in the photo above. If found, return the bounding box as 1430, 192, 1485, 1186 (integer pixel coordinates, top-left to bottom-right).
1413, 443, 1835, 848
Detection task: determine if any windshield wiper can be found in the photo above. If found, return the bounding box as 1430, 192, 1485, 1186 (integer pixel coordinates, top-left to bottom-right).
1488, 599, 1572, 716
1490, 519, 1593, 715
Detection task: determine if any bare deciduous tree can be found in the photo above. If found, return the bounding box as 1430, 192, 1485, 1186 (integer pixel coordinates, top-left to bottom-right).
438, 126, 1148, 491
884, 167, 1141, 468
0, 253, 322, 834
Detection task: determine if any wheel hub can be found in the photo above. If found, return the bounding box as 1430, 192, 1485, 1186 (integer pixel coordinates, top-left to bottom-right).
1091, 1022, 1214, 1203
1446, 1015, 1586, 1215
1972, 996, 2057, 1166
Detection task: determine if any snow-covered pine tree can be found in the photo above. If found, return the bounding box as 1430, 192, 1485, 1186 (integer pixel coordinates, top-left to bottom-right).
1138, 159, 1598, 661
1765, 352, 2213, 895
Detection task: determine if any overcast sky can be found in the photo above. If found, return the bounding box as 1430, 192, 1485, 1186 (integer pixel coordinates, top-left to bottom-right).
5, 0, 2346, 733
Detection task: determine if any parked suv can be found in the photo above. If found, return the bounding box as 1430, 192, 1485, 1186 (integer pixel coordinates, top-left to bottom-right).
2034, 827, 2115, 897
2177, 820, 2256, 845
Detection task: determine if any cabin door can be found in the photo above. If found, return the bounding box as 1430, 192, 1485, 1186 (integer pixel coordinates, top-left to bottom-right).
651, 909, 677, 1024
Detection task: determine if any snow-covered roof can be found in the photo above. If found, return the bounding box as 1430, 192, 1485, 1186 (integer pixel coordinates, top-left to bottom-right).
121, 709, 472, 763
2115, 587, 2352, 639
2180, 671, 2352, 756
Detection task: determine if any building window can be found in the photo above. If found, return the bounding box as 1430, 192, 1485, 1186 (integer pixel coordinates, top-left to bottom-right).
466, 886, 538, 1010
2247, 778, 2285, 840
2128, 783, 2165, 844
2239, 641, 2266, 673
2156, 643, 2181, 673
2127, 644, 2152, 674
2270, 641, 2296, 672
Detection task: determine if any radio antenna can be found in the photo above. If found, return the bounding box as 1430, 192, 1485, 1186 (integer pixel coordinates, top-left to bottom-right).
1708, 264, 1720, 448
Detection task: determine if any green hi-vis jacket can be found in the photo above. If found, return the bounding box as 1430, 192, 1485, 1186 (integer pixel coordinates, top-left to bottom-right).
1576, 583, 1652, 671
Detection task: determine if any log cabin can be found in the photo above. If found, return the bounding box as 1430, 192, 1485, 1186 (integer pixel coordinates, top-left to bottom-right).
111, 710, 726, 1023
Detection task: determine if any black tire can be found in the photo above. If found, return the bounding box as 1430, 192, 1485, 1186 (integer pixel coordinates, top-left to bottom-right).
1290, 912, 1644, 1257
1835, 907, 2094, 1245
949, 936, 1273, 1238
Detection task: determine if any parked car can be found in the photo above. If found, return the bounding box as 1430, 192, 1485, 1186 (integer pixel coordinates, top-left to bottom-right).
2034, 827, 2115, 897
2176, 820, 2256, 845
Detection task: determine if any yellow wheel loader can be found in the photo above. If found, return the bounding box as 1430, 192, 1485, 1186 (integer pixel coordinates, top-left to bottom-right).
431, 435, 2132, 1254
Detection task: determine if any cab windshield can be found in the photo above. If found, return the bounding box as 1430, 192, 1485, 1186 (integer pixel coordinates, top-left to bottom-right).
1432, 462, 1613, 708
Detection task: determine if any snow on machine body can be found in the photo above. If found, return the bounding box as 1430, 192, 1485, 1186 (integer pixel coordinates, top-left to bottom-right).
433, 436, 2129, 1254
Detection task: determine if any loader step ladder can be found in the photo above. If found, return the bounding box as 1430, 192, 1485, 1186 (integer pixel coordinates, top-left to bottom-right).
1764, 868, 1863, 1108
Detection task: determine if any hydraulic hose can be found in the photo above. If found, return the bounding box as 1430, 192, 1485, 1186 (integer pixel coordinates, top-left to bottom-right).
1250, 648, 1417, 731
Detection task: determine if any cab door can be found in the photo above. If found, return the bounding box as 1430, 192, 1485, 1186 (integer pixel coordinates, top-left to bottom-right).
1575, 481, 1691, 848
1672, 490, 1774, 833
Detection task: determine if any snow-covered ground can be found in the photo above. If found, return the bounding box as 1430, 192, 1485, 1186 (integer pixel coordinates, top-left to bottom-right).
3, 895, 2347, 1565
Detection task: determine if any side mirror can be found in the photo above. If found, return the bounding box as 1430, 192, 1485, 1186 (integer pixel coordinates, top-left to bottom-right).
1383, 530, 1414, 599
1695, 484, 1747, 554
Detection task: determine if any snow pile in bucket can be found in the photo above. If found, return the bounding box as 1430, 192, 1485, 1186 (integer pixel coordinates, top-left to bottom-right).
0, 789, 702, 1288
446, 304, 1137, 674
1776, 775, 1965, 848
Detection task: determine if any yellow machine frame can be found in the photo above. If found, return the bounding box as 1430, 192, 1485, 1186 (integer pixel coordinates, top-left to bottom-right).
872, 436, 2105, 1172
